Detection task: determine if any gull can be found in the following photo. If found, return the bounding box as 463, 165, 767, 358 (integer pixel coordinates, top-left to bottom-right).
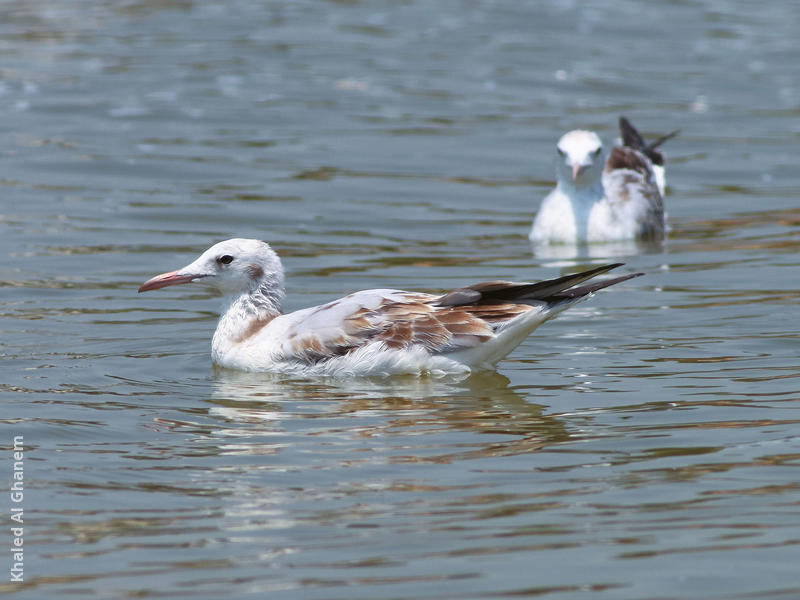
530, 117, 678, 245
139, 239, 642, 376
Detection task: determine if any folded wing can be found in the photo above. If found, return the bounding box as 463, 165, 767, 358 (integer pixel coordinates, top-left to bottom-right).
275, 264, 641, 364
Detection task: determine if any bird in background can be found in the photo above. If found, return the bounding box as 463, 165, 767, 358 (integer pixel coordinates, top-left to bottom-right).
530, 117, 679, 245
139, 238, 642, 377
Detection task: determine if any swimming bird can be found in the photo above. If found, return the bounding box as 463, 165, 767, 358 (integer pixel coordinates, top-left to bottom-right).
529, 117, 678, 245
139, 239, 642, 376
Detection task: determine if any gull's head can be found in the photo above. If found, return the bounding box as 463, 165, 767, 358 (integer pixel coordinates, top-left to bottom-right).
138, 238, 284, 297
555, 130, 604, 187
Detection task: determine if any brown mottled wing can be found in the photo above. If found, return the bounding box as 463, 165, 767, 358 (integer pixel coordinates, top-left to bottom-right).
604, 146, 665, 240
606, 145, 653, 177
281, 290, 523, 363
281, 264, 639, 363
374, 299, 523, 351
377, 263, 638, 352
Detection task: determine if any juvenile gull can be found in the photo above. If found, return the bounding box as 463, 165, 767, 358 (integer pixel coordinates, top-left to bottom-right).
530, 117, 678, 245
139, 239, 642, 376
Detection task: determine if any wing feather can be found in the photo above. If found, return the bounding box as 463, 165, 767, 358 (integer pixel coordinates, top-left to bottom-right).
275, 265, 639, 364
604, 146, 665, 239
619, 116, 679, 167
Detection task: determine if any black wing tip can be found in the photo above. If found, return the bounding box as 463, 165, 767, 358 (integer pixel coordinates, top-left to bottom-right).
618, 116, 678, 165
649, 128, 680, 151
573, 262, 625, 277
609, 271, 645, 284
555, 269, 644, 301
618, 115, 635, 132
435, 263, 639, 308
618, 116, 644, 147
568, 264, 643, 289
592, 270, 645, 291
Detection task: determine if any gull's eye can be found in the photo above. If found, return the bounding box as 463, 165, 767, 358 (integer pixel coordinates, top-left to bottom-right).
556, 147, 566, 157
592, 147, 602, 157
217, 255, 234, 265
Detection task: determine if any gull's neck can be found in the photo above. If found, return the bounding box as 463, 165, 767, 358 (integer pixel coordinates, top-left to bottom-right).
212, 275, 285, 358
557, 175, 605, 243
559, 174, 604, 201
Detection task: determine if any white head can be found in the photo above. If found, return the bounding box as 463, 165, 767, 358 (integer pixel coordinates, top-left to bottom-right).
139, 238, 284, 301
555, 130, 605, 188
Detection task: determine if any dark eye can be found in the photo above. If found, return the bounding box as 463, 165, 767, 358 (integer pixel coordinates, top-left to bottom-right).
217, 255, 234, 265
556, 147, 566, 157
593, 147, 602, 156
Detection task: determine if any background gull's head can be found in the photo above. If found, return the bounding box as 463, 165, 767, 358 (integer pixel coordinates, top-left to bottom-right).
555, 129, 605, 188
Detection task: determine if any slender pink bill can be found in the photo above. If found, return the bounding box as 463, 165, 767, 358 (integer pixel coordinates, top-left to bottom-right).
138, 270, 205, 293
572, 164, 588, 180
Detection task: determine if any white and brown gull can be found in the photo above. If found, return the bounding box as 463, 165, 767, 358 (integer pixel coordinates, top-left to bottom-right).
530, 117, 678, 245
139, 239, 642, 376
